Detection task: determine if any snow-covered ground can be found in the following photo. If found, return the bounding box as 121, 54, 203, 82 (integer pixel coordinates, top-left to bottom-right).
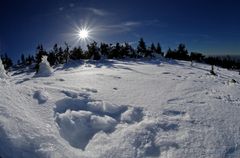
0, 59, 240, 158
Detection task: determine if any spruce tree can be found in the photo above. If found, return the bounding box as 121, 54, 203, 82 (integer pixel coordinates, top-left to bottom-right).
70, 46, 84, 60
165, 48, 175, 58
87, 42, 101, 60
123, 42, 134, 58
100, 43, 110, 57
26, 55, 33, 65
109, 43, 121, 59
137, 38, 147, 57
151, 43, 156, 53
156, 43, 163, 56
48, 51, 57, 66
21, 54, 26, 65
177, 43, 189, 60
35, 45, 48, 64
56, 47, 64, 64
1, 54, 13, 69
63, 42, 70, 63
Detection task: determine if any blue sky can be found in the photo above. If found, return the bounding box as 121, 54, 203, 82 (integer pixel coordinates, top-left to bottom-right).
0, 0, 240, 61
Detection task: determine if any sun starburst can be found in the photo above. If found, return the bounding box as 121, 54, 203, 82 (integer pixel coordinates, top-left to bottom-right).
78, 29, 89, 40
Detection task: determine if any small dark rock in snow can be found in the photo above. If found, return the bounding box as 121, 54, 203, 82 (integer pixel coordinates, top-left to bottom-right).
230, 79, 237, 83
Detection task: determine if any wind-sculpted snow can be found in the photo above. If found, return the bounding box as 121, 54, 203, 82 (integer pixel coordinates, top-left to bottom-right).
54, 97, 144, 150
53, 96, 189, 157
53, 91, 190, 157
162, 110, 186, 117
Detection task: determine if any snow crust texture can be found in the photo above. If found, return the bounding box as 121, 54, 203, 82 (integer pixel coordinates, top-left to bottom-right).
54, 96, 143, 150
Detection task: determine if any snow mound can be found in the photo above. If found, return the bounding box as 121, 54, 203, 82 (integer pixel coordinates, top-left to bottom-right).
35, 56, 53, 77
87, 100, 127, 117
54, 98, 127, 118
121, 107, 144, 123
55, 110, 117, 149
33, 90, 49, 104
0, 59, 8, 79
54, 98, 143, 150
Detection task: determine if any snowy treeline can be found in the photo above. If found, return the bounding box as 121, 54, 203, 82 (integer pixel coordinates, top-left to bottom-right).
2, 38, 240, 71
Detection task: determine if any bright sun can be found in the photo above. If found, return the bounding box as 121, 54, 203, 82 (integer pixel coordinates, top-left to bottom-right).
78, 29, 89, 40
73, 24, 95, 44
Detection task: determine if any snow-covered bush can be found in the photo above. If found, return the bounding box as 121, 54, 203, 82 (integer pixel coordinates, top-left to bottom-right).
0, 58, 8, 79
35, 56, 53, 77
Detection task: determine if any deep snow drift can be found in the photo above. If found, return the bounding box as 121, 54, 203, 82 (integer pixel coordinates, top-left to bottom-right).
0, 59, 240, 158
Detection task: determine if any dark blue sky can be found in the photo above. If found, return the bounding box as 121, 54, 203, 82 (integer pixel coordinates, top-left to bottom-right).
1, 0, 240, 61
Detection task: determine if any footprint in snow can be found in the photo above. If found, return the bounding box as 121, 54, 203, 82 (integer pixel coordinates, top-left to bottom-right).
61, 90, 90, 99
162, 109, 191, 121
56, 78, 65, 82
163, 110, 186, 117
82, 88, 98, 93
167, 97, 185, 104
188, 72, 195, 75
186, 100, 206, 105
110, 75, 121, 79
162, 72, 171, 75
61, 90, 79, 98
15, 78, 31, 84
43, 82, 54, 85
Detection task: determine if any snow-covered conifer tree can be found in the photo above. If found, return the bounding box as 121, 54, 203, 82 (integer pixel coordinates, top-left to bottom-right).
0, 58, 8, 79
35, 56, 53, 77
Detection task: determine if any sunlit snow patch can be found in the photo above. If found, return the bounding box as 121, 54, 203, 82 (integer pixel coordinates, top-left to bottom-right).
54, 98, 143, 150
